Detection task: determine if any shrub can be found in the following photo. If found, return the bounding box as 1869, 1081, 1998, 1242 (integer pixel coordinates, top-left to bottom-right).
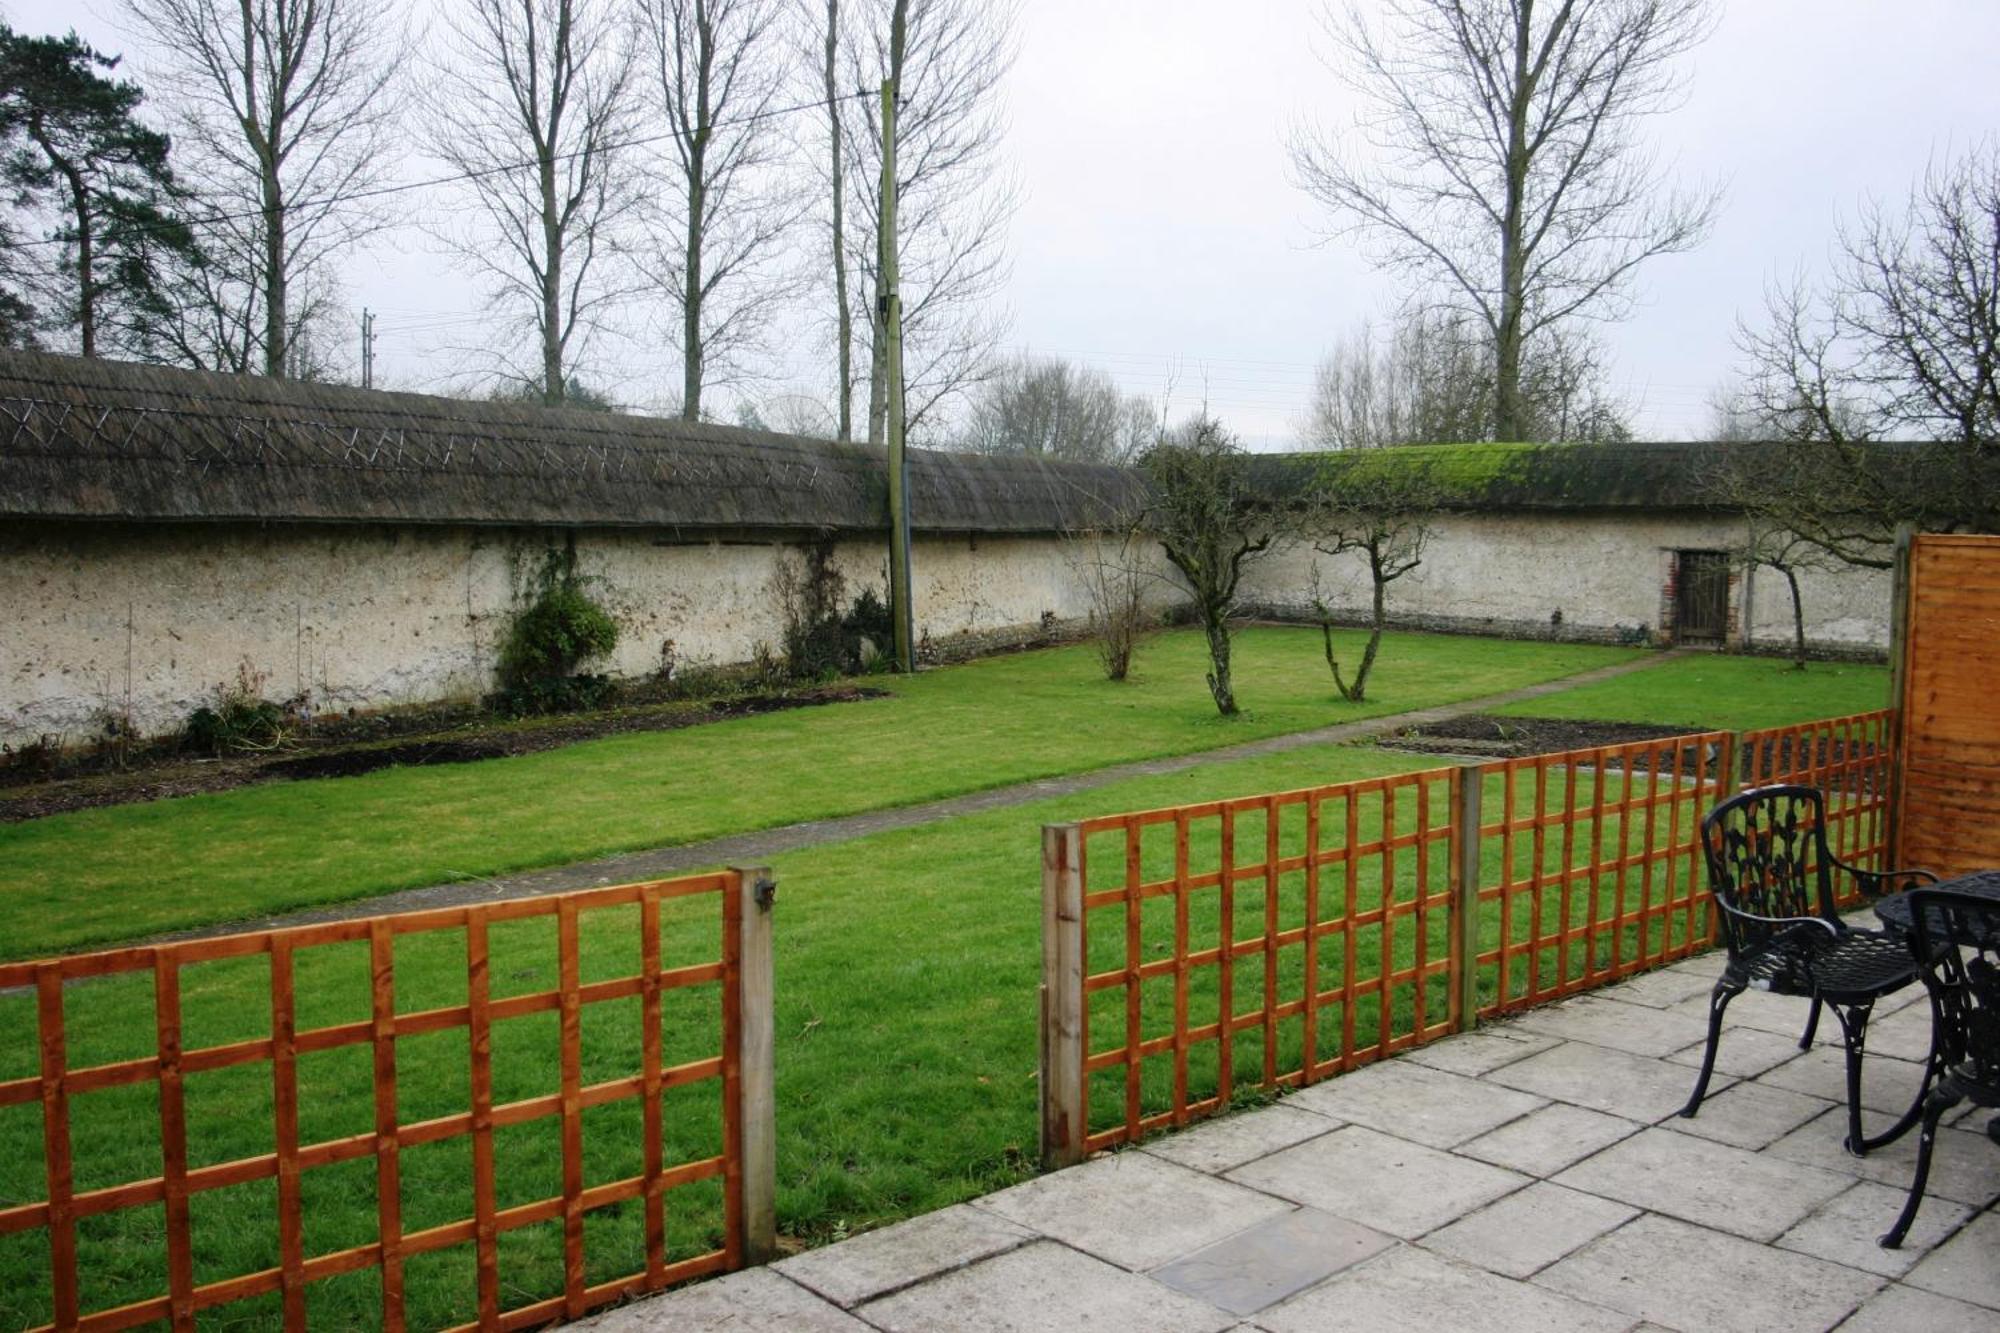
772, 541, 894, 681
495, 552, 621, 714
184, 666, 292, 754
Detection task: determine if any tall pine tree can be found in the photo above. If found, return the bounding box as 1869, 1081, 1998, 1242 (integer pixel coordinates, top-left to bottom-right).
0, 26, 201, 357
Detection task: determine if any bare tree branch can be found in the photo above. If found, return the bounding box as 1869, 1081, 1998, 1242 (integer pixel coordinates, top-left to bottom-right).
122, 0, 406, 377
428, 0, 641, 404
1290, 0, 1718, 439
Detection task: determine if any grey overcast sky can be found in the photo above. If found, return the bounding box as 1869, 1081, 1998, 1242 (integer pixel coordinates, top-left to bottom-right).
13, 0, 2000, 446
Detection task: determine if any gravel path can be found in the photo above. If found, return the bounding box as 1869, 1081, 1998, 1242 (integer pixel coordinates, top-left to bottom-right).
117, 650, 1683, 948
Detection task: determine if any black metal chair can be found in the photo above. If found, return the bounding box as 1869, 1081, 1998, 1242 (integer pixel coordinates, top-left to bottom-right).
1881, 886, 2000, 1247
1680, 785, 1937, 1155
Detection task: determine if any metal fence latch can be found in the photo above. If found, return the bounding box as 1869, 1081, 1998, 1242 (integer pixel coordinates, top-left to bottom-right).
753, 875, 777, 909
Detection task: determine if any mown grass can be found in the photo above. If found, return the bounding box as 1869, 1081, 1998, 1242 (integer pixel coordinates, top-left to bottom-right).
0, 640, 1881, 1328
0, 629, 1643, 961
0, 727, 1806, 1330
1495, 651, 1890, 731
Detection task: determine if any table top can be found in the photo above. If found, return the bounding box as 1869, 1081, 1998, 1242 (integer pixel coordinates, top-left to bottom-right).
1875, 869, 2000, 934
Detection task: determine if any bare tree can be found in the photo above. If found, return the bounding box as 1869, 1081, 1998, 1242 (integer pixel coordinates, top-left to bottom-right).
1139, 415, 1276, 716
122, 0, 404, 377
1301, 455, 1443, 700
1302, 308, 1629, 448
1065, 523, 1159, 682
1722, 143, 2000, 565
800, 0, 855, 440
639, 0, 802, 421
959, 353, 1157, 463
842, 0, 1018, 443
1291, 0, 1717, 441
1303, 310, 1491, 448
430, 0, 639, 405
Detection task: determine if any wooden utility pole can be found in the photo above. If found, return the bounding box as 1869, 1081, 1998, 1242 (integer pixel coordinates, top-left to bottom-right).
880, 77, 914, 671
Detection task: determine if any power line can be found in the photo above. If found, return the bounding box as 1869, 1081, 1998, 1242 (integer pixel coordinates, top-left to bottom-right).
5, 89, 872, 253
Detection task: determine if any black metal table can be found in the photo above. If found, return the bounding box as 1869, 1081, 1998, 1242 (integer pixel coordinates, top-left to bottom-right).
1874, 869, 2000, 942
1874, 868, 2000, 1143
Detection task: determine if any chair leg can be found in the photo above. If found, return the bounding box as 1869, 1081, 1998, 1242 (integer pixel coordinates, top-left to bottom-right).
1679, 980, 1741, 1119
1799, 996, 1823, 1052
1880, 1087, 1961, 1249
1835, 1001, 1920, 1156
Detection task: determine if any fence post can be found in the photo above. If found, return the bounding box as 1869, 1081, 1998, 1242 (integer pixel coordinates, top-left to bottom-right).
1454, 766, 1484, 1032
732, 866, 777, 1264
1884, 524, 1915, 866
1040, 823, 1086, 1171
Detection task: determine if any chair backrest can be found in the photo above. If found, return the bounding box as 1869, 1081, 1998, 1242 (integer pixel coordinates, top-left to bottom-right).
1700, 784, 1839, 958
1906, 887, 2000, 1097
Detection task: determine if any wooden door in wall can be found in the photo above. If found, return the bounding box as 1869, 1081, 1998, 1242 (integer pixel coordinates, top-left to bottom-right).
1675, 550, 1730, 643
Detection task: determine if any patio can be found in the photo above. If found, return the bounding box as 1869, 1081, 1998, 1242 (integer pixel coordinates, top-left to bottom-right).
581, 932, 1998, 1332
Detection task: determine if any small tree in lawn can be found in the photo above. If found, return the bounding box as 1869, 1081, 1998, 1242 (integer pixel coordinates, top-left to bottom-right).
1303, 453, 1441, 701
1734, 521, 1829, 671
1065, 518, 1158, 682
1138, 415, 1274, 716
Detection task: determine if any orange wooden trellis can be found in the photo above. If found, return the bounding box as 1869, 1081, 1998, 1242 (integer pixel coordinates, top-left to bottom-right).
1471, 733, 1731, 1018
1740, 708, 1898, 906
1052, 767, 1458, 1158
0, 870, 770, 1333
1041, 719, 1902, 1164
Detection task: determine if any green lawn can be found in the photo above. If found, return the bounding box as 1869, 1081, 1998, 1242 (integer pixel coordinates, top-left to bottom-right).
0, 629, 1641, 961
1495, 651, 1890, 731
0, 637, 1887, 1329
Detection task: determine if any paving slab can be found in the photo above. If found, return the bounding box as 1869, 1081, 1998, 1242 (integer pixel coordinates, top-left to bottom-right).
1225, 1124, 1528, 1239
1255, 1243, 1630, 1333
857, 1240, 1234, 1333
1754, 1044, 1930, 1118
1484, 1037, 1721, 1121
1774, 1181, 1972, 1279
1536, 1213, 1882, 1333
972, 1150, 1291, 1271
1864, 1003, 1941, 1065
1509, 992, 1714, 1057
575, 1268, 869, 1331
1282, 1060, 1544, 1149
1903, 1209, 2000, 1310
1763, 1105, 2000, 1207
1420, 1181, 1637, 1279
1665, 1024, 1812, 1079
1837, 1282, 2000, 1332
1596, 964, 1721, 1008
1454, 1102, 1641, 1178
773, 1203, 1035, 1309
1668, 987, 1825, 1040
1141, 1104, 1340, 1175
1149, 1206, 1394, 1316
1554, 1125, 1852, 1242
1670, 1079, 1835, 1151
1400, 1025, 1559, 1077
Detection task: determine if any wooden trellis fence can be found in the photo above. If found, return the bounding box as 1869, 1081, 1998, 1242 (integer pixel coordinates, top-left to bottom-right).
1040, 711, 1898, 1166
1470, 733, 1731, 1019
0, 869, 775, 1333
1740, 708, 1898, 906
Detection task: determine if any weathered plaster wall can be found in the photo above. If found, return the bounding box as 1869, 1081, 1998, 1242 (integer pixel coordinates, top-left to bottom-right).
0, 520, 1175, 747
2, 509, 1891, 750
1240, 512, 1892, 654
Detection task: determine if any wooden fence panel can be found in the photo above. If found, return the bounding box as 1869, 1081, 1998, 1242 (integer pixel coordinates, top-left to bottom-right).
1740, 708, 1897, 905
1472, 733, 1732, 1018
1063, 766, 1458, 1156
1897, 534, 2000, 877
0, 871, 759, 1333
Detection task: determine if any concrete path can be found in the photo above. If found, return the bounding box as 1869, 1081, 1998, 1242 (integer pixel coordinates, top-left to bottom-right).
163, 650, 1679, 940
579, 938, 1998, 1333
